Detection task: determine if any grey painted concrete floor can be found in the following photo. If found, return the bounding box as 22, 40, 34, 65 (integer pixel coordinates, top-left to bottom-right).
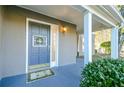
1, 59, 84, 87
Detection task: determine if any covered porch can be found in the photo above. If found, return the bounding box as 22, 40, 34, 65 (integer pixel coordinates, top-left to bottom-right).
0, 5, 124, 87
20, 5, 124, 65
1, 61, 83, 87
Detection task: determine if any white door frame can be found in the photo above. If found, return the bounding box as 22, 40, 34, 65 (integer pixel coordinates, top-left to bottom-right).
26, 18, 59, 73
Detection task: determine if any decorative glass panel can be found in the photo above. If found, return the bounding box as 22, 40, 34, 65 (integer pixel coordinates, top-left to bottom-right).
33, 35, 47, 47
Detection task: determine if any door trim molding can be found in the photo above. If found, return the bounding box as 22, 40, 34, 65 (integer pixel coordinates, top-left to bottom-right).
26, 18, 59, 73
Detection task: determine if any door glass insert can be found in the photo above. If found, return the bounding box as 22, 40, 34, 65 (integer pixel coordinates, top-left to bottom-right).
32, 35, 47, 47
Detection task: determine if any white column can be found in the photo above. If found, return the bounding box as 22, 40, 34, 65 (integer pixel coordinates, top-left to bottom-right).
111, 27, 119, 59
84, 11, 92, 66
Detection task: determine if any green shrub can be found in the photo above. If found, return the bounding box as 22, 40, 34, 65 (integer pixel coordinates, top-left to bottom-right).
80, 58, 124, 87
100, 41, 111, 54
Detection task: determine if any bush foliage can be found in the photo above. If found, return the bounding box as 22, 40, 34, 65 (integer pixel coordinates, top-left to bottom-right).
80, 58, 124, 87
100, 41, 111, 54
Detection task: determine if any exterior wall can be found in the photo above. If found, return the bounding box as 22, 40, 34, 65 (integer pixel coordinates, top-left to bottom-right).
2, 6, 77, 78
59, 26, 77, 66
78, 34, 84, 56
0, 6, 4, 80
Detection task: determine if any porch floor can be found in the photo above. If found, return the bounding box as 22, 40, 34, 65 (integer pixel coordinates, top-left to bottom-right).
1, 59, 83, 87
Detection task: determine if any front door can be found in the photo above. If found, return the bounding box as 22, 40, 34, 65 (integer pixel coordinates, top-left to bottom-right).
28, 22, 50, 66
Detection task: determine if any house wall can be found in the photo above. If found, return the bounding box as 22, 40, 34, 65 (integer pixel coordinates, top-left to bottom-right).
0, 6, 4, 81
59, 27, 77, 66
2, 6, 77, 78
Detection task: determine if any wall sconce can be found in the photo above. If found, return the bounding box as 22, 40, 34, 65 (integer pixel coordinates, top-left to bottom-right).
61, 26, 67, 33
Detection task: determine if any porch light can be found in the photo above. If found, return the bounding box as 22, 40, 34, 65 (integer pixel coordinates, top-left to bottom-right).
61, 26, 67, 33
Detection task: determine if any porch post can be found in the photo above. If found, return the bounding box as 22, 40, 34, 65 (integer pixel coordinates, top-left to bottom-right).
84, 11, 92, 66
111, 27, 119, 59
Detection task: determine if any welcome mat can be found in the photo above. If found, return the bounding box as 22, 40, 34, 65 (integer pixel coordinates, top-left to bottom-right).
27, 69, 54, 82
29, 63, 50, 70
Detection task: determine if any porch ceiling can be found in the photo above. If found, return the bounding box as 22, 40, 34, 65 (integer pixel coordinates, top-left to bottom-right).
19, 5, 112, 33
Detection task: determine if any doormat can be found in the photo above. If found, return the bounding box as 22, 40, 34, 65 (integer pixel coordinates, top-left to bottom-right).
29, 63, 50, 70
27, 69, 54, 82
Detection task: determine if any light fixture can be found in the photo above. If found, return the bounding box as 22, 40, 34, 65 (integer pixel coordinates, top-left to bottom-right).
61, 26, 67, 33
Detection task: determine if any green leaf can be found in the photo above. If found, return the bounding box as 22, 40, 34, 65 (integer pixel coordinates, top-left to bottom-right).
80, 58, 124, 87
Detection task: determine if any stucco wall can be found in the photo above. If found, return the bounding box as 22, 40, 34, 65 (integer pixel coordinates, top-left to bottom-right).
2, 6, 77, 78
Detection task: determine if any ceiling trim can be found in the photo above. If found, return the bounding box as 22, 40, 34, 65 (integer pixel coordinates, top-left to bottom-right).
18, 5, 76, 25
81, 5, 117, 27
